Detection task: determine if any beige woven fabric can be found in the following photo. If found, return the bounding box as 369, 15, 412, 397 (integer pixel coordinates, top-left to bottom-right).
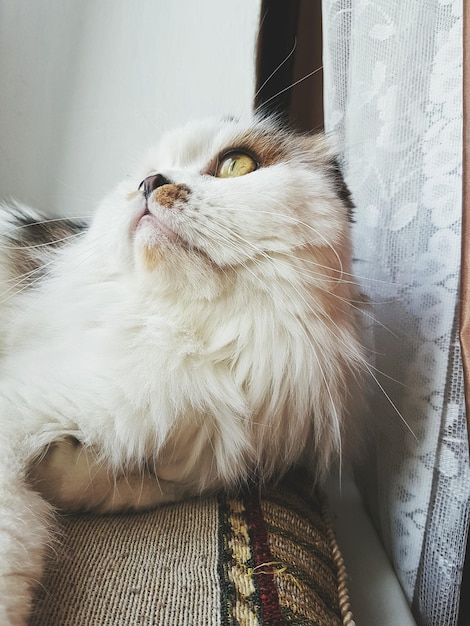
29, 479, 354, 626
30, 498, 221, 626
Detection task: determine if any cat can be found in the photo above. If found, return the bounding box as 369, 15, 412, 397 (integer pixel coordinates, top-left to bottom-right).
0, 115, 365, 625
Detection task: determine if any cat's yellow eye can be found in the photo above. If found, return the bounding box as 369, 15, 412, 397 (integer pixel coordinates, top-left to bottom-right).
216, 152, 257, 178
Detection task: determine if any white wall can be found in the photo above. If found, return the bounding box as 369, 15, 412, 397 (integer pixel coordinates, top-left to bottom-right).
0, 1, 260, 216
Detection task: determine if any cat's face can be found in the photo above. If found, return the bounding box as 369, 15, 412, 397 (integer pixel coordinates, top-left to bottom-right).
92, 117, 351, 296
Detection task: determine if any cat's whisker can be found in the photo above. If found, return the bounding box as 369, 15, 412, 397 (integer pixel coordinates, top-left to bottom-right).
258, 66, 323, 110
291, 255, 397, 287
214, 227, 356, 342
231, 204, 345, 279
190, 225, 268, 311
216, 226, 413, 437
286, 284, 412, 435
0, 239, 103, 332
285, 266, 399, 337
1, 214, 89, 234
54, 179, 100, 204
364, 363, 411, 389
0, 260, 53, 289
203, 422, 218, 471
281, 261, 357, 289
227, 204, 398, 288
254, 38, 298, 100
0, 231, 84, 250
365, 368, 417, 440
292, 254, 398, 287
0, 262, 56, 304
285, 284, 411, 433
190, 228, 353, 444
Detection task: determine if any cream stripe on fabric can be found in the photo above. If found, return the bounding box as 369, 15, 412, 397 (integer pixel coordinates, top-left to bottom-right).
31, 499, 221, 626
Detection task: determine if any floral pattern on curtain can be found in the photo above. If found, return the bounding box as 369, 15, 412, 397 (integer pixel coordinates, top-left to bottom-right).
322, 1, 469, 624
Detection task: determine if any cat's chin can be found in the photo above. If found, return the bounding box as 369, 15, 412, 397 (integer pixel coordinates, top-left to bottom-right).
133, 207, 219, 274
132, 208, 179, 269
136, 208, 179, 243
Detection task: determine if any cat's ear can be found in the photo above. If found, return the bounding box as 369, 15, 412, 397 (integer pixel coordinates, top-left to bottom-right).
299, 132, 337, 163
329, 157, 355, 222
299, 132, 355, 221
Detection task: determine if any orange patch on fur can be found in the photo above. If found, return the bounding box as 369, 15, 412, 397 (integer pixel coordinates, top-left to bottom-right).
153, 184, 190, 208
139, 242, 164, 270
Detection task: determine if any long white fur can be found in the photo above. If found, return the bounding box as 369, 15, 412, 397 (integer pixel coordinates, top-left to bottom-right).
0, 116, 365, 624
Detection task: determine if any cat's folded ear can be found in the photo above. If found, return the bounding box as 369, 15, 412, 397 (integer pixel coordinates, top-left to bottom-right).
328, 156, 355, 222
296, 132, 354, 220
298, 132, 338, 163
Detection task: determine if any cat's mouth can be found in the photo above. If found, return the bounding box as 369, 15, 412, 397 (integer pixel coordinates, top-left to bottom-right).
136, 206, 180, 243
134, 204, 216, 268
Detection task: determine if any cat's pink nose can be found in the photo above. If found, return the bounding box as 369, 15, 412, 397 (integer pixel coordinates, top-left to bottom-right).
139, 174, 171, 199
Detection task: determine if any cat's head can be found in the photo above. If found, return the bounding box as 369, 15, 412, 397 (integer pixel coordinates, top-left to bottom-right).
91, 116, 353, 300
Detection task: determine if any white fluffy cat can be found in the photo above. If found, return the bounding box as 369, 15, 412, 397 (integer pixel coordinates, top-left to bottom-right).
0, 116, 364, 624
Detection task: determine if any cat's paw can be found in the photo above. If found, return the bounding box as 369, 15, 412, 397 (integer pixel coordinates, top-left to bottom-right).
0, 477, 53, 626
29, 437, 188, 512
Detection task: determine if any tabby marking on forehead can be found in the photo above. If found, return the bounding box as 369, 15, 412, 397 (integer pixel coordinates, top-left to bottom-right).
226, 129, 287, 166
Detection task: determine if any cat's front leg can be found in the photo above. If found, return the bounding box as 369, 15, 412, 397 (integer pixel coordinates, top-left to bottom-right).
29, 437, 190, 513
0, 444, 53, 626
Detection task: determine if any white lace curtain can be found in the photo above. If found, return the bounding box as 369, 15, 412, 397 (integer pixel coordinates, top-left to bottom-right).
322, 1, 468, 625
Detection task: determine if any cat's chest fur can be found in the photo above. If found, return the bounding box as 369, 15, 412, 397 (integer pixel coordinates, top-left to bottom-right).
3, 254, 332, 501
2, 264, 275, 448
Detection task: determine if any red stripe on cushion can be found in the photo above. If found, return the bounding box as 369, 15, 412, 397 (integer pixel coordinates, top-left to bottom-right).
245, 491, 285, 626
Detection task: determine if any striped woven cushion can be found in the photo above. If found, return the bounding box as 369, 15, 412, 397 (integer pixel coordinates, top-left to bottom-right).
31, 472, 353, 625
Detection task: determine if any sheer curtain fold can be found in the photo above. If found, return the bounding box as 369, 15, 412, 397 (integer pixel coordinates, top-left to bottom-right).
322, 1, 469, 625
461, 0, 470, 444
